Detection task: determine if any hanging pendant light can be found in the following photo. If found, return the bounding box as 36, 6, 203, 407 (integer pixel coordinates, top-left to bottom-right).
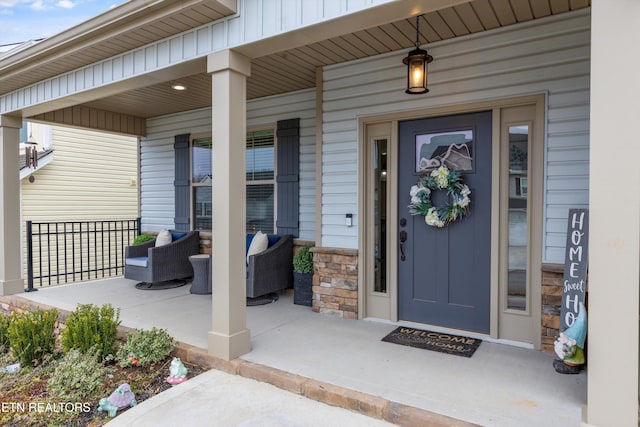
403, 15, 433, 94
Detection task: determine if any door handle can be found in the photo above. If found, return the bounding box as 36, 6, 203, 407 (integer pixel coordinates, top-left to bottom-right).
399, 230, 407, 261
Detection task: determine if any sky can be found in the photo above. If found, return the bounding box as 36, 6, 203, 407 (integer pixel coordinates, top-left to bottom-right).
0, 0, 125, 46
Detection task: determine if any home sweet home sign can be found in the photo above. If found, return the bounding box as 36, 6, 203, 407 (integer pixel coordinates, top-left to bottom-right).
560, 208, 589, 331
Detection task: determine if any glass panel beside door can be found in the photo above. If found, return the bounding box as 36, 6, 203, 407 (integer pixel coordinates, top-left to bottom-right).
507, 125, 529, 311
374, 138, 388, 294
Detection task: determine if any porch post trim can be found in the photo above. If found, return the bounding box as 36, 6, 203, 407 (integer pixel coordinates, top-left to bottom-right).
585, 1, 640, 425
0, 115, 24, 295
206, 50, 251, 360
314, 67, 323, 246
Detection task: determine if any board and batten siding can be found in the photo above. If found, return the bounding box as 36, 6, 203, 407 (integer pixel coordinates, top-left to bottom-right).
140, 88, 316, 240
321, 9, 590, 263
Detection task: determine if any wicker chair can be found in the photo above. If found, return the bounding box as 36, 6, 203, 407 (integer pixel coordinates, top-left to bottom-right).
124, 231, 200, 284
246, 234, 293, 298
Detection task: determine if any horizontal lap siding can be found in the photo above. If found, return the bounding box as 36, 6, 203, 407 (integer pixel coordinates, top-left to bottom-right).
141, 89, 316, 240
21, 125, 138, 221
321, 10, 590, 261
20, 124, 138, 281
141, 108, 211, 232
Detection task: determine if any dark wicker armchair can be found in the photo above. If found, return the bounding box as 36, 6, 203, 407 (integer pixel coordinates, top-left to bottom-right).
124, 231, 200, 284
246, 234, 293, 298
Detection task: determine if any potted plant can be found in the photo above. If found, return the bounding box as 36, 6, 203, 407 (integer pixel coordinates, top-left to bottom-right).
293, 245, 314, 306
132, 234, 155, 245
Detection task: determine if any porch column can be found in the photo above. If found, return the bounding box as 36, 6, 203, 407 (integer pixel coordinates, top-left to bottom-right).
0, 115, 23, 295
206, 50, 251, 360
585, 1, 640, 426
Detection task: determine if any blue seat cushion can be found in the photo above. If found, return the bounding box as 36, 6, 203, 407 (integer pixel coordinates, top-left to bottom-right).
125, 257, 149, 268
267, 235, 280, 247
246, 234, 254, 255
171, 231, 187, 241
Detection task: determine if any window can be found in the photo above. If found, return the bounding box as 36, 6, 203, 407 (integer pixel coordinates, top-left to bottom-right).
190, 129, 276, 233
192, 137, 212, 231
507, 125, 529, 310
246, 129, 276, 234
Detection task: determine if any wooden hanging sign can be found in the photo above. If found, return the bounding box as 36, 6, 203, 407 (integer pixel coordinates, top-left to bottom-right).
560, 208, 589, 332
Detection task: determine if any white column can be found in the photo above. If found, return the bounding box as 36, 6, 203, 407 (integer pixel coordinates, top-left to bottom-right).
585, 1, 640, 425
0, 115, 24, 295
206, 50, 251, 360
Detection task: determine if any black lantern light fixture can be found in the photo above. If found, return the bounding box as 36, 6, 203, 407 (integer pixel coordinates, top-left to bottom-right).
403, 15, 432, 94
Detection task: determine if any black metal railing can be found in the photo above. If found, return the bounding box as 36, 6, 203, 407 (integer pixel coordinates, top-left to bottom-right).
26, 218, 141, 291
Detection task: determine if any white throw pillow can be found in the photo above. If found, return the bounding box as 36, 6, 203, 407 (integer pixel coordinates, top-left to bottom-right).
155, 229, 172, 247
247, 231, 268, 264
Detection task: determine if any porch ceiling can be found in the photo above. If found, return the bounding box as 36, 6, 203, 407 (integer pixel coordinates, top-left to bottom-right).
18, 0, 590, 122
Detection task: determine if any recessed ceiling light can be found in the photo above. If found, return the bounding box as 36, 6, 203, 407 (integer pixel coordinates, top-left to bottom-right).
172, 84, 187, 91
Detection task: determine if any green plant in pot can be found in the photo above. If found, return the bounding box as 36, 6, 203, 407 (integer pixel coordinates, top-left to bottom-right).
132, 233, 155, 245
293, 245, 314, 307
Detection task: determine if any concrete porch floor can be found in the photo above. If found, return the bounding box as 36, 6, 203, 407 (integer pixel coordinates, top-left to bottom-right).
17, 277, 586, 426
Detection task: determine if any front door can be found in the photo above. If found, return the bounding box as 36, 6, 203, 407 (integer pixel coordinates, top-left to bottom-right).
398, 111, 492, 333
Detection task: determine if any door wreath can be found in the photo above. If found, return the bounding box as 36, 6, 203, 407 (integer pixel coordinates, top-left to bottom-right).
408, 165, 471, 228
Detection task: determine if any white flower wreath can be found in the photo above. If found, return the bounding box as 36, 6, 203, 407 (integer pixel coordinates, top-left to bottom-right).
408, 165, 471, 228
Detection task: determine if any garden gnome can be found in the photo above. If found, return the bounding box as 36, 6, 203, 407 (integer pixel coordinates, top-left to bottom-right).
553, 302, 587, 374
98, 383, 137, 417
166, 357, 189, 385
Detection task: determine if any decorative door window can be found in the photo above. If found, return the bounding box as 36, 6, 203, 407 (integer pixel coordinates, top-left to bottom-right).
415, 130, 473, 173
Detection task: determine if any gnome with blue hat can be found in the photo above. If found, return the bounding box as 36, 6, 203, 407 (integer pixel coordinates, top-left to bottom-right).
553, 301, 587, 373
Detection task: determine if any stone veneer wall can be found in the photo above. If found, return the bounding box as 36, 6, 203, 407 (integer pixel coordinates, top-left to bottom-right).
541, 263, 589, 354
541, 264, 563, 354
310, 247, 358, 319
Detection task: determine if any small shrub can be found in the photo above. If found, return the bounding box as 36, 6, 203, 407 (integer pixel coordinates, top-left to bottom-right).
293, 245, 314, 273
117, 327, 175, 367
7, 309, 58, 367
132, 234, 155, 245
0, 314, 9, 352
61, 303, 121, 359
48, 346, 107, 402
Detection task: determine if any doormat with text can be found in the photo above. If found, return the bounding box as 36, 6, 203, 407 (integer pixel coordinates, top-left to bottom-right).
381, 326, 482, 357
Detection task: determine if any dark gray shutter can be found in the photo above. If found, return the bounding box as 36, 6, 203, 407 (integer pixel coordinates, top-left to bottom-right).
174, 134, 190, 231
276, 118, 300, 237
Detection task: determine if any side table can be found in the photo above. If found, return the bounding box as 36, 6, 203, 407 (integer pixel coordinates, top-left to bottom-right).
189, 254, 211, 294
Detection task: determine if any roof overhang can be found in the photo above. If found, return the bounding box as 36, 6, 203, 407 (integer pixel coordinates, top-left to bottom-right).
1, 0, 590, 135
0, 0, 237, 95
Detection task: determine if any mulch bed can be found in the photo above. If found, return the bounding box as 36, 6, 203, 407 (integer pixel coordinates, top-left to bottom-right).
0, 357, 207, 427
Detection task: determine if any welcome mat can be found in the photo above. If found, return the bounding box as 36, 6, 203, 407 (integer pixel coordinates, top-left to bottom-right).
381, 326, 482, 358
